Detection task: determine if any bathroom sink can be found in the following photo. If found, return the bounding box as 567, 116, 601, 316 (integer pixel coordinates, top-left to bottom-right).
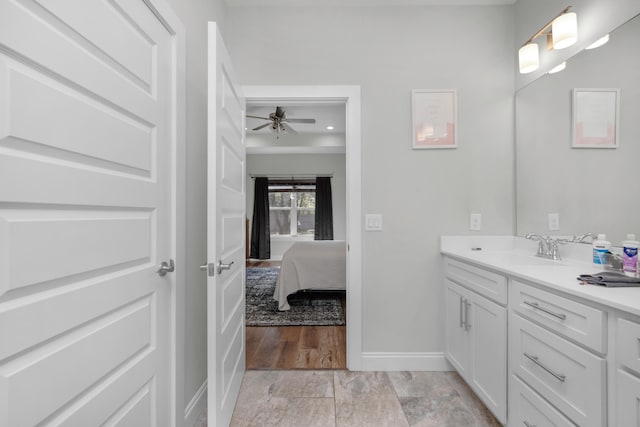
479, 251, 567, 267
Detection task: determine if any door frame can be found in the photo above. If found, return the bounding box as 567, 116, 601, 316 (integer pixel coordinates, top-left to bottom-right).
243, 85, 362, 370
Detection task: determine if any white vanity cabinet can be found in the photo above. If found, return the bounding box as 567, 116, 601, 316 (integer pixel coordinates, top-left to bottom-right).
444, 258, 507, 424
441, 237, 640, 426
616, 317, 640, 426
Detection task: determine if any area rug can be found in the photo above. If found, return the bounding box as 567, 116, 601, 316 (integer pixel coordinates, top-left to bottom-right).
246, 267, 345, 327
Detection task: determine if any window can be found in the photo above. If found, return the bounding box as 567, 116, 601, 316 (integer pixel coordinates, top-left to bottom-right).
268, 180, 316, 237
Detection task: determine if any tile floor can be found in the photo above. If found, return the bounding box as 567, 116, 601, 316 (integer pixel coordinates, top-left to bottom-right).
228, 370, 502, 426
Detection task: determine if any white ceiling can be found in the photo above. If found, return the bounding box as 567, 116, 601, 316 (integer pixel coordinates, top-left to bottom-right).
246, 103, 346, 135
227, 0, 516, 6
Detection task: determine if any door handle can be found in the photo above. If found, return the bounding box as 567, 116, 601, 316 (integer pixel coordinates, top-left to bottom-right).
217, 260, 234, 275
157, 259, 175, 277
464, 300, 472, 331
200, 263, 215, 277
459, 296, 465, 328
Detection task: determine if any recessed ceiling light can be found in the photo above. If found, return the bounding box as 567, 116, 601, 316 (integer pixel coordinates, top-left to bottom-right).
326, 126, 334, 130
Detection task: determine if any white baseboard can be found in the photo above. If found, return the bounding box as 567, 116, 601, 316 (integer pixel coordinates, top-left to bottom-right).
360, 352, 454, 371
184, 380, 207, 427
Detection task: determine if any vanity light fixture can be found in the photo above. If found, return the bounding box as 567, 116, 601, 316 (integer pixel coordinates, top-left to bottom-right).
586, 34, 609, 49
518, 6, 578, 74
326, 125, 334, 130
548, 61, 566, 74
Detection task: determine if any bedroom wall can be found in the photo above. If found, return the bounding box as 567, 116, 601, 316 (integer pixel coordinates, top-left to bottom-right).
226, 6, 515, 356
164, 0, 226, 419
246, 153, 347, 259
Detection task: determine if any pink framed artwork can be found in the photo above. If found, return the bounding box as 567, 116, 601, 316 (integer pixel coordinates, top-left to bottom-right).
412, 89, 457, 149
572, 88, 620, 148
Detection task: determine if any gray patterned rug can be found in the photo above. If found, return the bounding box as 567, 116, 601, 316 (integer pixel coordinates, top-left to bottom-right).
246, 267, 345, 327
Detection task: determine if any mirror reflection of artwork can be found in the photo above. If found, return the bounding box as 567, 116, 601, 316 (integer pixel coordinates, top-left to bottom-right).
572, 89, 619, 148
412, 89, 457, 149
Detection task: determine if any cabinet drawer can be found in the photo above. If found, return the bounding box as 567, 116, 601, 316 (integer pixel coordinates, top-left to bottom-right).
616, 369, 640, 427
510, 313, 606, 427
444, 257, 507, 305
618, 317, 640, 376
510, 279, 606, 353
509, 375, 574, 427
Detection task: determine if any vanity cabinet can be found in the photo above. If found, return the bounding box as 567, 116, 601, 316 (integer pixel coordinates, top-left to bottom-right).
616, 317, 640, 426
444, 258, 507, 424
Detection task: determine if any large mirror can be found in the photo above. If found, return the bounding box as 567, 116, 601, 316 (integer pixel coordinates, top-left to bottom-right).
516, 13, 640, 246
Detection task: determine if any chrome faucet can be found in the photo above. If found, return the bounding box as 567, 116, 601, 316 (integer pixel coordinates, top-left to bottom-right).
525, 233, 567, 260
573, 232, 598, 243
525, 233, 549, 257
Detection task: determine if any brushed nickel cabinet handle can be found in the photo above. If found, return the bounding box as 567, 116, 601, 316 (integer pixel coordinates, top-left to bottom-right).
523, 301, 567, 320
524, 352, 566, 382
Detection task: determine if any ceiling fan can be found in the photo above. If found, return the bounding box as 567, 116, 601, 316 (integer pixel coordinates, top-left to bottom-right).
246, 106, 316, 135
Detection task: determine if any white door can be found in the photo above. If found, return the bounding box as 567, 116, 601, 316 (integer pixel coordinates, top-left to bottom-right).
0, 1, 179, 425
206, 23, 246, 427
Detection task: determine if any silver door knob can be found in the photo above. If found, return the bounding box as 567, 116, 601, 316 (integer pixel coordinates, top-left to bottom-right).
200, 263, 215, 277
157, 259, 175, 277
217, 260, 234, 275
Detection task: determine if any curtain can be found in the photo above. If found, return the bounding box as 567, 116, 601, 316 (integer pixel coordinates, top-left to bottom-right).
314, 176, 334, 240
250, 177, 270, 259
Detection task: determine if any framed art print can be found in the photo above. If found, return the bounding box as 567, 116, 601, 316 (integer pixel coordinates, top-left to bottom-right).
412, 89, 457, 149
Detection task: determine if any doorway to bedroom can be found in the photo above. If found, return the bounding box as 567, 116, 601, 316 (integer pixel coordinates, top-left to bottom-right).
244, 99, 348, 369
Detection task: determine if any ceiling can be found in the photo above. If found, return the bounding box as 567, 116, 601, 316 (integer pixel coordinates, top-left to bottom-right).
246, 103, 346, 135
227, 0, 516, 6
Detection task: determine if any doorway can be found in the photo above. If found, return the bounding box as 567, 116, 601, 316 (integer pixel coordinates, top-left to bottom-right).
242, 85, 362, 371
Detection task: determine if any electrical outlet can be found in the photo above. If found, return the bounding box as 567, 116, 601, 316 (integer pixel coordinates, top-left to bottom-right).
470, 213, 482, 231
548, 213, 560, 231
365, 214, 383, 231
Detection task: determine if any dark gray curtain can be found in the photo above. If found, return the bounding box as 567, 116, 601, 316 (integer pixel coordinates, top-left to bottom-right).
250, 177, 270, 259
314, 177, 334, 240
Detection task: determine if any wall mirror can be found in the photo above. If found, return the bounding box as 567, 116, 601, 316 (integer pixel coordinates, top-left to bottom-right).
515, 13, 640, 246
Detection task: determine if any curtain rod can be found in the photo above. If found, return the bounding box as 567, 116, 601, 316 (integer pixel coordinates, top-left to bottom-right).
250, 174, 333, 179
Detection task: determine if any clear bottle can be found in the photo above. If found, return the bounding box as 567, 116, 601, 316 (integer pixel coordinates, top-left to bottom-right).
592, 234, 611, 266
622, 233, 639, 277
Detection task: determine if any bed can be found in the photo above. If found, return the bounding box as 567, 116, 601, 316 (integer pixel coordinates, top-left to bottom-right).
273, 240, 347, 311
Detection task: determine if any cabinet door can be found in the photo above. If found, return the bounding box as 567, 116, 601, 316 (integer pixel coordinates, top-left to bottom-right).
469, 291, 507, 424
617, 369, 640, 427
445, 280, 470, 377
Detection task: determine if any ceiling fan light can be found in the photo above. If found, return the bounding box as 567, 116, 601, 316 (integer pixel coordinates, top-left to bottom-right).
552, 12, 577, 49
519, 43, 539, 74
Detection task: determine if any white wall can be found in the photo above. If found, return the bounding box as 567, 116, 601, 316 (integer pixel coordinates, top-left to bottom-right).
162, 0, 226, 423
226, 6, 515, 354
246, 153, 347, 259
515, 0, 640, 89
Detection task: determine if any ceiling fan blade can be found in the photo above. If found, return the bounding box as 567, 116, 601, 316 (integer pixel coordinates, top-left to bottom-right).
275, 106, 285, 119
282, 122, 298, 134
286, 118, 316, 124
252, 122, 271, 131
246, 115, 270, 120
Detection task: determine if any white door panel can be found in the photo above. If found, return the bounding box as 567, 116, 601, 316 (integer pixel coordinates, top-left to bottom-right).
208, 22, 246, 427
0, 0, 178, 425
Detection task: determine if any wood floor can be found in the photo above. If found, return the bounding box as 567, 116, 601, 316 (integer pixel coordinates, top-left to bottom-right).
245, 260, 347, 370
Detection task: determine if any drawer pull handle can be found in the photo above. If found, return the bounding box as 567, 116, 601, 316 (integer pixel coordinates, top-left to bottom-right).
460, 296, 465, 328
523, 422, 536, 427
523, 301, 566, 320
524, 352, 566, 382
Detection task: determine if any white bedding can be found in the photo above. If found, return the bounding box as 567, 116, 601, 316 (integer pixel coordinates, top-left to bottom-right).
273, 240, 346, 311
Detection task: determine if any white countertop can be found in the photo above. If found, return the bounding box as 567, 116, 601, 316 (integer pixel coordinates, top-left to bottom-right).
441, 235, 640, 317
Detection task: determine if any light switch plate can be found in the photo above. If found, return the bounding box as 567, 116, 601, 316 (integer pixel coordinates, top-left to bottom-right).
548, 213, 560, 231
365, 214, 383, 231
470, 213, 482, 231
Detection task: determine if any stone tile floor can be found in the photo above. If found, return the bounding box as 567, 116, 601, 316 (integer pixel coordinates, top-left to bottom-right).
227, 370, 502, 426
